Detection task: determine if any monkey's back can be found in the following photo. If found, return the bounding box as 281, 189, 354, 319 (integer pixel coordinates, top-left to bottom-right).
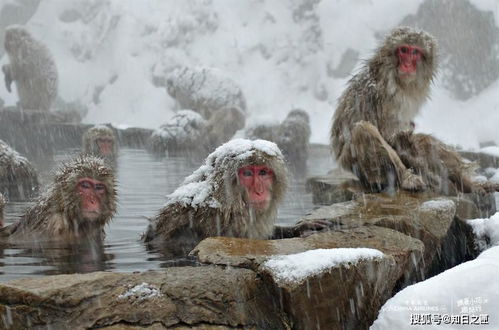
7, 38, 58, 111
331, 69, 381, 165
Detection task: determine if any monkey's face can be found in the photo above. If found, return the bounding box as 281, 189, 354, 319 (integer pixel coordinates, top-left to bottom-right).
396, 45, 424, 80
95, 137, 114, 156
76, 177, 107, 221
237, 165, 274, 212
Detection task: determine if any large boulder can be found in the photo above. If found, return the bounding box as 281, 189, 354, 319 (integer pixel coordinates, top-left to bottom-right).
193, 226, 424, 330
0, 267, 285, 329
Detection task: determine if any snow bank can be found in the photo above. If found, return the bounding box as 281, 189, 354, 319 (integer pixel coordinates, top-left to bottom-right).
263, 248, 384, 283
468, 212, 499, 251
370, 246, 499, 329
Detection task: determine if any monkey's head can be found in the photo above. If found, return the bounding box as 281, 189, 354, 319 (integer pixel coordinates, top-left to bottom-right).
168, 139, 288, 217
4, 25, 32, 55
82, 125, 117, 159
52, 155, 117, 228
378, 26, 437, 86
215, 139, 288, 215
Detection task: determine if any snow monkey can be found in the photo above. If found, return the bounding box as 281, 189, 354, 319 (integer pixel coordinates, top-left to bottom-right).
82, 125, 118, 164
0, 139, 39, 201
331, 26, 437, 192
1, 156, 117, 242
2, 25, 58, 112
144, 139, 325, 255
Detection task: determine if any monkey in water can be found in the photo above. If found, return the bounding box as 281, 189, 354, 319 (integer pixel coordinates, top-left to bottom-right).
1, 155, 117, 243
0, 139, 39, 201
2, 25, 58, 112
144, 138, 325, 255
82, 125, 118, 165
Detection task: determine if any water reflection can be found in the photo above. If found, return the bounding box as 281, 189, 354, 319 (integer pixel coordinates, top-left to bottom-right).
0, 147, 333, 281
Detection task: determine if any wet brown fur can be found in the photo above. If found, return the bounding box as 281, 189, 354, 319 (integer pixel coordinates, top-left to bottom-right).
144, 142, 288, 251
2, 155, 117, 242
331, 26, 436, 191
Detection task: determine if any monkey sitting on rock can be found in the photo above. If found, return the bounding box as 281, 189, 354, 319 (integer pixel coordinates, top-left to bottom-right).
144, 138, 328, 255
2, 25, 58, 112
330, 26, 496, 194
0, 139, 39, 201
1, 156, 117, 243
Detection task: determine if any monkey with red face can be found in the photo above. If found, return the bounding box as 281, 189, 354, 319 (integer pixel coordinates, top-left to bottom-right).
331, 26, 436, 192
1, 155, 117, 242
144, 139, 322, 255
82, 125, 118, 165
331, 26, 498, 195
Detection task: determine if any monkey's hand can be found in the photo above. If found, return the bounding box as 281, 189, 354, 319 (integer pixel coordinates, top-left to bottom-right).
2, 64, 13, 93
400, 169, 426, 191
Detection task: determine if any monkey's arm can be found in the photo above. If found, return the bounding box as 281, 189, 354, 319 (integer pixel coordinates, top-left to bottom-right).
2, 64, 13, 93
272, 219, 333, 239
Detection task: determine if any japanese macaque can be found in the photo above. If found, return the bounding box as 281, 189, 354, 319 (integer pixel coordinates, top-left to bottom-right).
144, 139, 321, 255
0, 193, 5, 227
165, 66, 247, 153
148, 110, 207, 156
2, 25, 58, 112
166, 66, 247, 119
331, 26, 436, 192
0, 139, 39, 201
331, 26, 497, 194
202, 106, 246, 152
1, 156, 117, 242
82, 125, 118, 164
246, 109, 311, 173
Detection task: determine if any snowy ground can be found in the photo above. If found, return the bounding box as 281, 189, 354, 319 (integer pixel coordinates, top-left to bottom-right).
370, 213, 499, 329
1, 0, 499, 149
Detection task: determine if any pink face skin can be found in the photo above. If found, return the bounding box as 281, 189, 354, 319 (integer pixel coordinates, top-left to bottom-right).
96, 138, 114, 156
76, 177, 107, 220
237, 165, 274, 211
396, 45, 424, 76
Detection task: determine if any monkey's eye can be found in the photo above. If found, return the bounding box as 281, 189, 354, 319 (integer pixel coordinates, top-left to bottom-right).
411, 48, 419, 55
258, 169, 269, 176
400, 46, 408, 54
79, 181, 92, 189
94, 184, 106, 192
242, 169, 253, 177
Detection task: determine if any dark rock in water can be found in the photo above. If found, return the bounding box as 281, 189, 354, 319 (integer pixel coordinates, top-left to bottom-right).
401, 0, 499, 100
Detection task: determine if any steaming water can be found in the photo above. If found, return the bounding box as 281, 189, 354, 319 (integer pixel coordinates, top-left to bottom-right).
0, 147, 333, 282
